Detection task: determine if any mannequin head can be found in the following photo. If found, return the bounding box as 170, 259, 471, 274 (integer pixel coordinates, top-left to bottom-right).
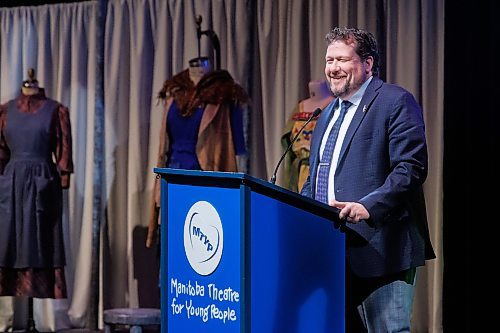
21, 81, 39, 96
308, 79, 332, 100
188, 57, 212, 85
21, 68, 40, 96
301, 79, 334, 113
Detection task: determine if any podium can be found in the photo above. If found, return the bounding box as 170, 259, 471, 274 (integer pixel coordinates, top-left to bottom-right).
156, 168, 345, 333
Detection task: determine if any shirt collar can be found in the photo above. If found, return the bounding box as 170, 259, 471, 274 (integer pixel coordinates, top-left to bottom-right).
338, 76, 373, 108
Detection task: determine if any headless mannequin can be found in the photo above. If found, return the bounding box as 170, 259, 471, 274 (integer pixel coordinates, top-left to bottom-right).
301, 79, 334, 113
188, 56, 212, 85
186, 56, 247, 171
2, 68, 71, 332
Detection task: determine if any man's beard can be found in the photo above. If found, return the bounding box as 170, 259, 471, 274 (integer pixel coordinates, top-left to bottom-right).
331, 79, 351, 98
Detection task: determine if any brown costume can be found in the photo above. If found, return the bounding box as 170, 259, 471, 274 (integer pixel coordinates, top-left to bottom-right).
146, 69, 249, 247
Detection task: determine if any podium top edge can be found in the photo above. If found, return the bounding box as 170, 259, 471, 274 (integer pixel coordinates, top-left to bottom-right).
154, 168, 246, 179
153, 168, 341, 224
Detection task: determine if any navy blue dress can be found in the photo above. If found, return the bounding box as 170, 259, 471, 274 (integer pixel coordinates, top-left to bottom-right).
166, 104, 204, 169
166, 102, 246, 169
0, 93, 70, 298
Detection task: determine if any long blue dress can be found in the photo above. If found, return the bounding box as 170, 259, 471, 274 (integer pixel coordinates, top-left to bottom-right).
0, 91, 72, 298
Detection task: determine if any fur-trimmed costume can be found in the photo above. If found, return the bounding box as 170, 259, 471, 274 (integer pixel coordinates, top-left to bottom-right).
146, 69, 248, 247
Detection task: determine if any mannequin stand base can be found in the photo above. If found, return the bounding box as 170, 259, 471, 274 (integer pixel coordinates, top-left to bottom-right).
25, 318, 39, 333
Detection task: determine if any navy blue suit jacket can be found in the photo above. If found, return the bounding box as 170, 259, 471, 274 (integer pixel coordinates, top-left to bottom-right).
301, 77, 435, 278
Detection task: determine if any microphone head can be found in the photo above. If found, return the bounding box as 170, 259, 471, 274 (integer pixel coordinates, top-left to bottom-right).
312, 107, 322, 117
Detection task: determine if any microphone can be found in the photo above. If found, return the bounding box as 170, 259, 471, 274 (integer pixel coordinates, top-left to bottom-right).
270, 107, 323, 184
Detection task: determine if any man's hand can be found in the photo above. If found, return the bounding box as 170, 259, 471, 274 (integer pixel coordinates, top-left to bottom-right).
330, 199, 370, 223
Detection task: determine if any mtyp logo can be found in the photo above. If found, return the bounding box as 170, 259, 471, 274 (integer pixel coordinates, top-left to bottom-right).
184, 201, 223, 276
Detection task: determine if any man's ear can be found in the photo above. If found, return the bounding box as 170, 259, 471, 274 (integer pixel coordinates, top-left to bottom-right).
365, 56, 374, 74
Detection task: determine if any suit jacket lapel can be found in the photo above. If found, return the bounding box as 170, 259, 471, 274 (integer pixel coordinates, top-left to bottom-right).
337, 77, 382, 166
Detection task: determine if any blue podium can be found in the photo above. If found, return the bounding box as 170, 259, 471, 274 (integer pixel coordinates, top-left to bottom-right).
156, 168, 345, 333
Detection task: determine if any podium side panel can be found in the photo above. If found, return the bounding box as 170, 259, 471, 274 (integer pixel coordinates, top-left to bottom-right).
161, 181, 244, 332
250, 191, 345, 333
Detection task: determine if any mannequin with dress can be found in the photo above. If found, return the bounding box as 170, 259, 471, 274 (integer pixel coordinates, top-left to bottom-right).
0, 69, 73, 332
146, 56, 249, 248
146, 15, 249, 248
281, 79, 334, 192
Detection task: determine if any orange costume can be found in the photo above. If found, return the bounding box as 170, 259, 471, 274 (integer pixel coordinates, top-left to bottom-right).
281, 80, 333, 192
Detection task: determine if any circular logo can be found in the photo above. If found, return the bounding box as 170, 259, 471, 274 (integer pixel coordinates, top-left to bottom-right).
184, 201, 223, 276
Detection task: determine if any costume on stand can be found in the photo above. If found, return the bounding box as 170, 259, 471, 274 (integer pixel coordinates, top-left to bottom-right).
0, 88, 73, 299
146, 68, 249, 247
281, 80, 333, 193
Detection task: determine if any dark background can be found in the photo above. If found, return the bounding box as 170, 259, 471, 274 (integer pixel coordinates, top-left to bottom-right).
443, 1, 499, 331
2, 0, 498, 331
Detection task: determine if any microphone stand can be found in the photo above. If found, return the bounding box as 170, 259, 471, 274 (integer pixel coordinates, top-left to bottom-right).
270, 108, 322, 184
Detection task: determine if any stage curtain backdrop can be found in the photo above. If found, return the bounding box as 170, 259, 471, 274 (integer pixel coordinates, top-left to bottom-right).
0, 1, 98, 331
0, 0, 443, 332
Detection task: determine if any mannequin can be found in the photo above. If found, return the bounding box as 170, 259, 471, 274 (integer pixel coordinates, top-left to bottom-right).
0, 69, 73, 332
147, 60, 249, 248
281, 79, 334, 192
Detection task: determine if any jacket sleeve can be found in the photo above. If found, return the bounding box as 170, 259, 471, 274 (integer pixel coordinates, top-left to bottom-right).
358, 91, 428, 225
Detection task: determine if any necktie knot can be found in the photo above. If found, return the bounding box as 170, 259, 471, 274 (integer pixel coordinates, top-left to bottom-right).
340, 100, 352, 114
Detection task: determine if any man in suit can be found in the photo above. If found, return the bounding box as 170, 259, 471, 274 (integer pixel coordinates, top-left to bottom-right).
301, 27, 435, 332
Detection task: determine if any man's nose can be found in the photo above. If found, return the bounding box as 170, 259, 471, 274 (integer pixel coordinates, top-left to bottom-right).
327, 63, 340, 74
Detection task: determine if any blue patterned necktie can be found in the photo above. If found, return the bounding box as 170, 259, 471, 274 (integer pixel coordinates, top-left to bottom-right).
315, 100, 352, 203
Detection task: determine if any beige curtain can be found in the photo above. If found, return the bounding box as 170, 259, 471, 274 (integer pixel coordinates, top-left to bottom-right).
0, 1, 98, 331
0, 0, 443, 332
382, 1, 444, 331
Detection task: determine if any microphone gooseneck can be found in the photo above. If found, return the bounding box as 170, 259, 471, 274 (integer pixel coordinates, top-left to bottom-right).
270, 107, 322, 184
